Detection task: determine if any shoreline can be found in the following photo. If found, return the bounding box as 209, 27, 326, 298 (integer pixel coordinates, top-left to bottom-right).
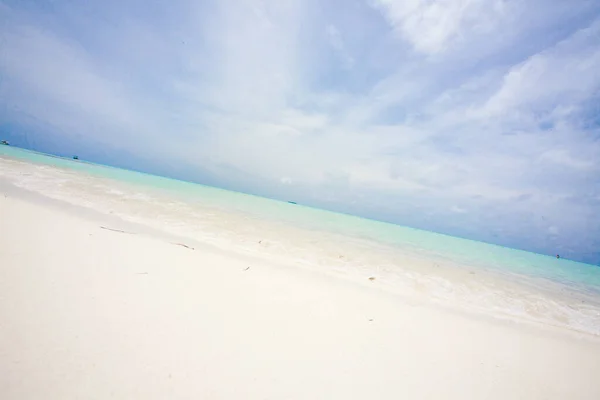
1, 152, 600, 337
3, 176, 600, 338
2, 154, 600, 337
2, 147, 597, 271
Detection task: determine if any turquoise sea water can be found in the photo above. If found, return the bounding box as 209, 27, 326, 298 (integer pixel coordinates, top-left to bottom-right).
1, 145, 600, 294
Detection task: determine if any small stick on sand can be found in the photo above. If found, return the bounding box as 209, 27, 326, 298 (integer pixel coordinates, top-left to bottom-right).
172, 243, 194, 250
100, 226, 132, 234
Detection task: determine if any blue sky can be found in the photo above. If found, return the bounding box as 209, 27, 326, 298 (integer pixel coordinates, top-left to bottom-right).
1, 0, 600, 264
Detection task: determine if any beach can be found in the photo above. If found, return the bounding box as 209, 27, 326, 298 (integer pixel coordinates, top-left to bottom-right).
3, 0, 600, 396
1, 154, 600, 399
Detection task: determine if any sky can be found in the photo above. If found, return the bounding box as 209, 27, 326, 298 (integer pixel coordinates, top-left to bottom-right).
1, 0, 600, 264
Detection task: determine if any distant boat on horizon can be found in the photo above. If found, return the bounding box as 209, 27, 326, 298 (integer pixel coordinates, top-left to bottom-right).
288, 201, 297, 205
73, 155, 79, 160
1, 140, 9, 145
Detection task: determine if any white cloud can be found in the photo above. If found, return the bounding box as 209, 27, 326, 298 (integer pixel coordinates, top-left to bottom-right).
0, 26, 143, 132
476, 19, 600, 119
370, 0, 507, 54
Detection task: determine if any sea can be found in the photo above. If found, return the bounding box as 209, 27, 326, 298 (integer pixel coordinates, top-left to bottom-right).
1, 145, 600, 335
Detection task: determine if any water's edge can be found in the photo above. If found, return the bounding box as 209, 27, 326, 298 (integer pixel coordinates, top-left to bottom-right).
1, 147, 600, 335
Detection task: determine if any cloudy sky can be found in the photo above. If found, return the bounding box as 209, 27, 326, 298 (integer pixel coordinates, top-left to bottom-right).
1, 0, 600, 264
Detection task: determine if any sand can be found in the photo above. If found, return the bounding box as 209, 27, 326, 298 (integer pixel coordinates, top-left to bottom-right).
1, 192, 600, 399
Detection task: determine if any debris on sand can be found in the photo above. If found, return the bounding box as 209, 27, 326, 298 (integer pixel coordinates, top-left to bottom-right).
172, 243, 194, 250
100, 226, 133, 234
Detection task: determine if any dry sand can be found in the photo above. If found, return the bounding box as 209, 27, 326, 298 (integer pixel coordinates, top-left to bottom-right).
1, 193, 600, 399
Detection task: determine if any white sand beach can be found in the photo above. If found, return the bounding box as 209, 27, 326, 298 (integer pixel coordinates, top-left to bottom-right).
1, 186, 600, 399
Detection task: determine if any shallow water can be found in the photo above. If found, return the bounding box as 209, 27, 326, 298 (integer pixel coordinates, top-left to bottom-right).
2, 146, 600, 334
